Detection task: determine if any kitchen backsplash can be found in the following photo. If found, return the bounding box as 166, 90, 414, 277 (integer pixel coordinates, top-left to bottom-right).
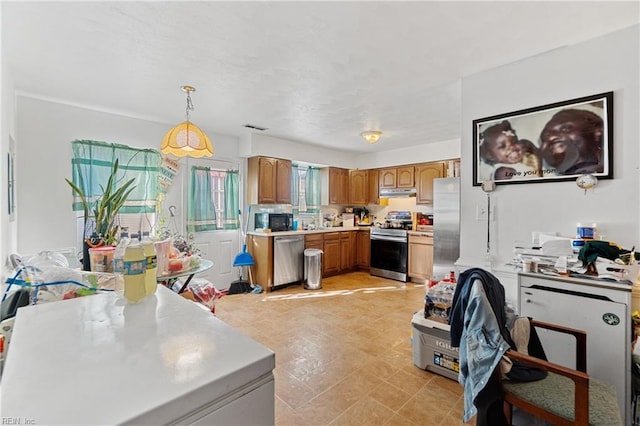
250, 197, 433, 230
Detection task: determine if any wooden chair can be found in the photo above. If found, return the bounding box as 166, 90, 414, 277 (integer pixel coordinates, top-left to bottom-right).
502, 319, 622, 426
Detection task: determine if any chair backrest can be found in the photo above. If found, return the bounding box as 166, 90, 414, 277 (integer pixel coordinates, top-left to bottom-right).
502, 319, 621, 426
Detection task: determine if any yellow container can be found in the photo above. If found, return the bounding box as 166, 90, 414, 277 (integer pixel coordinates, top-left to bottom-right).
123, 241, 146, 303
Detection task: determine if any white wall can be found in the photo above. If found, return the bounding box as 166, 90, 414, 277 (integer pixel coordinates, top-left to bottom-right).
356, 138, 460, 169
1, 14, 19, 267
459, 25, 640, 268
14, 96, 240, 255
241, 132, 460, 170
240, 133, 358, 168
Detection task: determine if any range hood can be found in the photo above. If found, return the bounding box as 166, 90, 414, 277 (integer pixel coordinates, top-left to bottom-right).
379, 188, 417, 198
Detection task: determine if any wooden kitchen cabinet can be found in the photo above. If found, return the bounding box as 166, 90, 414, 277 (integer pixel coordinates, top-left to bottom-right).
321, 167, 349, 205
379, 168, 397, 189
356, 230, 370, 269
275, 159, 292, 204
339, 232, 356, 272
415, 162, 445, 204
408, 233, 433, 283
247, 234, 274, 290
247, 156, 292, 204
332, 168, 349, 204
379, 166, 414, 189
368, 169, 379, 204
396, 166, 414, 188
305, 234, 323, 251
323, 232, 341, 275
349, 170, 368, 205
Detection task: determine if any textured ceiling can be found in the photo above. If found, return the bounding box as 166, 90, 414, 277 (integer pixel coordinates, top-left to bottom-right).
3, 1, 638, 153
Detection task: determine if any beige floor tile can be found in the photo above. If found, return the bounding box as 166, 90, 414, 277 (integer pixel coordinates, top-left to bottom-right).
383, 413, 419, 425
329, 395, 396, 425
368, 382, 414, 412
214, 271, 462, 426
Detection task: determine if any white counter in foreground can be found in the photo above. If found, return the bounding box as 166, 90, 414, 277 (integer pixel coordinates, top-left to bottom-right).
1, 285, 275, 425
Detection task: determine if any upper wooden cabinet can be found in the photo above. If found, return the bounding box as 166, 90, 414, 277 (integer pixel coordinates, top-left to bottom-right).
368, 169, 380, 205
247, 156, 292, 204
379, 166, 414, 189
321, 167, 349, 205
415, 162, 445, 204
349, 170, 368, 205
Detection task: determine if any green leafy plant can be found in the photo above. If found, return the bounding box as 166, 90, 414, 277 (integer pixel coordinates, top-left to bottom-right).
66, 159, 136, 246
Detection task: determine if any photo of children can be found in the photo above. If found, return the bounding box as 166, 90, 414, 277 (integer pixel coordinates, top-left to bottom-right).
478, 120, 542, 181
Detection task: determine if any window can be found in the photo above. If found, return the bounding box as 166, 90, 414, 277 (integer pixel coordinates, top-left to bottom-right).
187, 167, 239, 232
208, 169, 227, 227
297, 167, 308, 212
69, 140, 161, 243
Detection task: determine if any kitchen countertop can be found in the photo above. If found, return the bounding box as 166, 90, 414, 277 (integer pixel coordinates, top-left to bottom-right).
248, 226, 371, 237
407, 230, 434, 236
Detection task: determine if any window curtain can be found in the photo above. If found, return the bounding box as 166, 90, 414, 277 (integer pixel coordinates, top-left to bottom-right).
306, 166, 320, 212
70, 140, 161, 214
187, 166, 217, 232
223, 170, 240, 230
291, 163, 299, 213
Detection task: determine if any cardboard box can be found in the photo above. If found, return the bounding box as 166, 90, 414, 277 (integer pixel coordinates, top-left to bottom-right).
411, 312, 459, 381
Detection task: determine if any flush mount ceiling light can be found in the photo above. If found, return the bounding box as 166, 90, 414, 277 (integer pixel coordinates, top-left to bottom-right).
361, 130, 383, 144
161, 85, 213, 158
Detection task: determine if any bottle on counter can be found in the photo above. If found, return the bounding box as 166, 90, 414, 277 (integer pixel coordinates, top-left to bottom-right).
113, 230, 130, 274
123, 239, 146, 303
141, 232, 157, 295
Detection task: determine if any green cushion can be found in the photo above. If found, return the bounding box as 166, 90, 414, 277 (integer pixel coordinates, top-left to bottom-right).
502, 372, 622, 426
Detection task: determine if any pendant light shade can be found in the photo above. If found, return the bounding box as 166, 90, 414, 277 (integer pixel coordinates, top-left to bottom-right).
161, 86, 213, 158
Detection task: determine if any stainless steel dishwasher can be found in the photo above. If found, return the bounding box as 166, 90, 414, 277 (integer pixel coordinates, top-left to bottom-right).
273, 235, 305, 286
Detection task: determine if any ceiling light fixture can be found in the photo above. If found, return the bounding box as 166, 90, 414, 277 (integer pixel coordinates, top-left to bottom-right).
361, 130, 383, 144
160, 85, 213, 158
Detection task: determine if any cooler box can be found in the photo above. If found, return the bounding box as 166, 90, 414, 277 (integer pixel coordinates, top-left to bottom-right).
411, 311, 459, 381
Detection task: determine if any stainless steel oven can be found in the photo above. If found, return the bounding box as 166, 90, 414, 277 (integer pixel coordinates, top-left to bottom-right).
370, 227, 408, 282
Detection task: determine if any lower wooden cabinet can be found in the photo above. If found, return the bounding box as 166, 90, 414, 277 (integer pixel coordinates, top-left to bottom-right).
356, 230, 370, 269
323, 233, 341, 275
305, 234, 323, 251
408, 233, 433, 283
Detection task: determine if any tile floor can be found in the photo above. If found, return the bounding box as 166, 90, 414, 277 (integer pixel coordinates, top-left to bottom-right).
215, 271, 475, 426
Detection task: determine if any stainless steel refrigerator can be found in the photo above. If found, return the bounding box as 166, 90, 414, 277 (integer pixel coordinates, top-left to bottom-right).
432, 177, 461, 279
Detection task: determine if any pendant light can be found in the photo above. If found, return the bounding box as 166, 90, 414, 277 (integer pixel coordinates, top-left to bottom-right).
160, 85, 213, 158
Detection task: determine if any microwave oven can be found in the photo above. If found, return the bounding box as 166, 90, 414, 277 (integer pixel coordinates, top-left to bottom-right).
255, 213, 293, 232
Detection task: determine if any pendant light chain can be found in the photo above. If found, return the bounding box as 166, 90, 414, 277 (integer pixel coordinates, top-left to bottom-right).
185, 90, 194, 122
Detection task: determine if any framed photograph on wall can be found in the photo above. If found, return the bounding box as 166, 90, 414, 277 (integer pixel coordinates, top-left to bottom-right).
472, 91, 613, 186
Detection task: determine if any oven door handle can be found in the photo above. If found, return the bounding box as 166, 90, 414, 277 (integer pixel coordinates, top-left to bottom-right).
371, 235, 408, 243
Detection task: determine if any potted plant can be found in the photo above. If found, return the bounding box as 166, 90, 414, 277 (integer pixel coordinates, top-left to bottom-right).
66, 159, 136, 270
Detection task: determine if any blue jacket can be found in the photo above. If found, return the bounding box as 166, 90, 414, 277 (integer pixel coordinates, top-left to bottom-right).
452, 276, 510, 423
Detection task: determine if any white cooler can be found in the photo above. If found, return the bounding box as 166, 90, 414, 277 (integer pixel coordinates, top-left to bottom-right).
411, 311, 459, 381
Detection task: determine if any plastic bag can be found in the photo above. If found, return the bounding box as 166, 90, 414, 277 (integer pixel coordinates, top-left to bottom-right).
424, 280, 456, 323
187, 278, 224, 313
